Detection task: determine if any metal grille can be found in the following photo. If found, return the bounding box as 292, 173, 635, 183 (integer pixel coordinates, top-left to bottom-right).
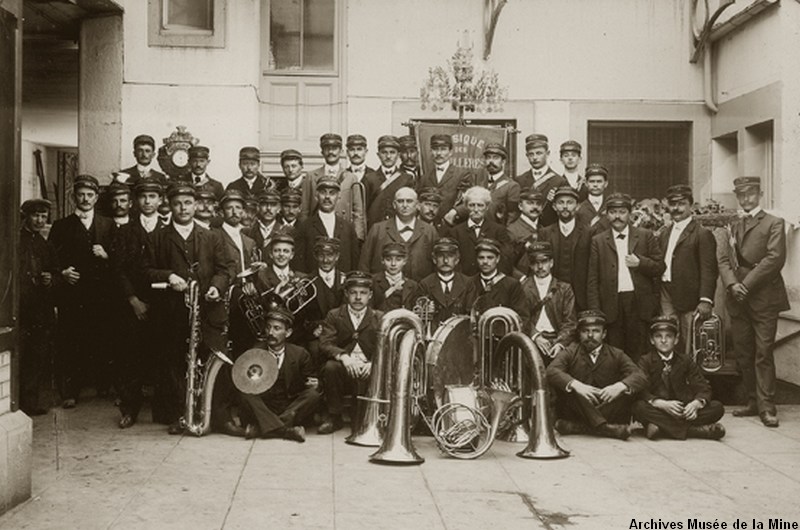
587, 121, 691, 200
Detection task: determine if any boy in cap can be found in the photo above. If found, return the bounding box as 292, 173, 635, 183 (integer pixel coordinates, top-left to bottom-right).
371, 242, 421, 312
418, 237, 479, 327
116, 134, 167, 187
514, 134, 567, 227
468, 142, 520, 225
658, 184, 717, 355
576, 164, 611, 232
255, 233, 308, 293
18, 199, 58, 416
633, 316, 725, 440
559, 140, 588, 203
417, 133, 474, 225
49, 174, 116, 409
546, 309, 648, 440
318, 271, 384, 434
720, 176, 789, 428
520, 241, 577, 361
189, 146, 224, 200
470, 238, 529, 326
364, 135, 416, 227
226, 146, 274, 198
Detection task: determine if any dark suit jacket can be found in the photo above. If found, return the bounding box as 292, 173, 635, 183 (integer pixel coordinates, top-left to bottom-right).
225, 174, 274, 199
112, 216, 166, 302
215, 226, 257, 276
718, 210, 790, 315
359, 218, 438, 281
441, 218, 512, 276
194, 176, 225, 201
520, 276, 577, 347
300, 270, 345, 332
637, 350, 712, 404
471, 274, 530, 333
463, 171, 521, 225
547, 342, 648, 393
418, 272, 478, 325
417, 164, 473, 223
319, 305, 384, 360
562, 174, 589, 203
587, 226, 665, 323
263, 344, 316, 402
576, 197, 611, 234
19, 227, 58, 326
538, 221, 592, 309
363, 169, 415, 227
293, 212, 359, 274
372, 272, 420, 312
513, 168, 566, 226
658, 218, 718, 313
118, 166, 168, 188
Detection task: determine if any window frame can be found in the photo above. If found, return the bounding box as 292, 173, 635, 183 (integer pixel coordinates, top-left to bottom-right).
148, 0, 226, 49
263, 0, 339, 77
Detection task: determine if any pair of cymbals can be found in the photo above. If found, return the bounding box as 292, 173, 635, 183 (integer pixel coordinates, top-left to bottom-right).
231, 348, 279, 395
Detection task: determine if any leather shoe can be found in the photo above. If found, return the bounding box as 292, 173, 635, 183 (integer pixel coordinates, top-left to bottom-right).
244, 424, 259, 440
318, 416, 343, 435
167, 422, 184, 435
594, 423, 631, 440
222, 421, 246, 438
645, 423, 661, 440
282, 426, 306, 443
554, 419, 589, 436
118, 415, 135, 429
732, 404, 758, 417
760, 412, 779, 428
687, 423, 726, 440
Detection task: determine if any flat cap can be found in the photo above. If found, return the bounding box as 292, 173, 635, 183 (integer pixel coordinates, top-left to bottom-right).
134, 178, 164, 195
239, 146, 260, 161
166, 184, 197, 200
107, 181, 131, 196
257, 188, 281, 203
317, 175, 341, 191
73, 174, 100, 192
377, 135, 400, 150
650, 315, 678, 334
314, 236, 341, 253
399, 135, 416, 149
520, 188, 545, 201
196, 189, 216, 201
418, 187, 442, 203
577, 309, 607, 328
21, 198, 52, 215
475, 238, 501, 256
527, 240, 553, 260
430, 134, 453, 149
382, 241, 408, 257
733, 176, 761, 192
133, 134, 155, 148
344, 270, 373, 289
281, 188, 302, 205
559, 140, 582, 154
244, 197, 259, 209
320, 133, 343, 147
280, 149, 303, 163
220, 189, 246, 206
346, 134, 367, 148
666, 184, 693, 202
483, 142, 507, 158
552, 185, 579, 201
265, 306, 294, 327
585, 163, 609, 179
605, 192, 633, 211
269, 233, 295, 247
432, 237, 459, 254
188, 145, 210, 159
524, 134, 549, 150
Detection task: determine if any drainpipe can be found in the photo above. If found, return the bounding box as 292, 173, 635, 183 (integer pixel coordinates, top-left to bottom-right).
703, 46, 718, 114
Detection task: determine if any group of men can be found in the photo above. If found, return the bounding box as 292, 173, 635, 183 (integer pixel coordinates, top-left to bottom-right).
17, 129, 789, 444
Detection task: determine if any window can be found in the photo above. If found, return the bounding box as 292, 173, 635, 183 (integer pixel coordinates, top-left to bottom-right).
587, 121, 691, 199
148, 0, 226, 48
267, 0, 336, 73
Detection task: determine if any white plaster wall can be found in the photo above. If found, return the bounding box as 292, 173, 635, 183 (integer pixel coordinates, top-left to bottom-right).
21, 108, 76, 147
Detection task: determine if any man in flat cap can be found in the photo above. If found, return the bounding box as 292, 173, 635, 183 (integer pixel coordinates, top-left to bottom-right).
280, 149, 306, 193
576, 163, 611, 232
371, 242, 421, 312
587, 192, 665, 362
18, 199, 58, 416
508, 188, 545, 275
559, 140, 588, 203
319, 271, 383, 434
399, 134, 420, 184
537, 185, 592, 310
226, 146, 275, 199
719, 176, 789, 428
243, 188, 282, 254
301, 133, 366, 240
515, 134, 567, 227
294, 176, 360, 274
364, 135, 416, 227
547, 309, 648, 440
49, 174, 116, 409
417, 187, 447, 235
107, 182, 133, 228
115, 135, 167, 187
254, 233, 308, 294
143, 184, 235, 434
633, 316, 725, 440
193, 189, 217, 230
215, 190, 257, 277
360, 187, 438, 281
658, 184, 717, 356
189, 146, 224, 201
466, 142, 520, 225
236, 308, 320, 442
279, 188, 303, 232
470, 238, 529, 327
418, 237, 479, 327
417, 134, 474, 226
345, 134, 376, 184
521, 241, 577, 362
113, 179, 167, 428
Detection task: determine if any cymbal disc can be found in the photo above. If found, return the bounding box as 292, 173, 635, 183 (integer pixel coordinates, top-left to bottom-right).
232, 348, 279, 395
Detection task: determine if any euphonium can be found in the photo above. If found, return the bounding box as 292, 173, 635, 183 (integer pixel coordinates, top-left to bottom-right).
692, 312, 725, 373
347, 309, 424, 447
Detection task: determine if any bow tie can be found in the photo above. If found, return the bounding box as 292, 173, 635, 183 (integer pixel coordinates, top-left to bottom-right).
194, 176, 202, 184
436, 166, 445, 172
399, 226, 413, 233
616, 233, 626, 240
75, 211, 91, 220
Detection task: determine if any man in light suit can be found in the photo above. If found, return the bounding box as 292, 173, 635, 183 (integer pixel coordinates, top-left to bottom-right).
467, 142, 520, 225
575, 163, 611, 233
719, 176, 789, 428
514, 134, 567, 227
416, 134, 473, 226
587, 192, 665, 362
418, 237, 479, 328
658, 184, 718, 355
359, 187, 438, 281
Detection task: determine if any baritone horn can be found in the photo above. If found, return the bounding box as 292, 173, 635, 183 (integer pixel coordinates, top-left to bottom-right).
691, 312, 725, 373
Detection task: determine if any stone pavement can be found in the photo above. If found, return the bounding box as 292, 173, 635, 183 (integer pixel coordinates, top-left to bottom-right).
2, 401, 800, 530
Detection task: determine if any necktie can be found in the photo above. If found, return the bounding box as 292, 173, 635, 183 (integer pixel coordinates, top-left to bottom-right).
661, 360, 673, 394
471, 225, 481, 238
194, 176, 201, 184
440, 278, 453, 294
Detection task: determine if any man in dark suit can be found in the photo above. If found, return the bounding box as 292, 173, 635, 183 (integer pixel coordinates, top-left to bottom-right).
113, 179, 167, 428
236, 308, 320, 442
575, 164, 611, 232
520, 241, 577, 362
658, 184, 717, 355
470, 238, 529, 329
318, 271, 384, 434
416, 134, 473, 226
587, 192, 665, 362
559, 140, 588, 203
508, 189, 544, 277
143, 184, 235, 434
633, 316, 725, 440
280, 149, 307, 197
344, 133, 376, 184
279, 188, 303, 233
114, 134, 167, 187
243, 188, 282, 256
538, 185, 592, 310
215, 190, 257, 277
465, 143, 520, 225
254, 233, 308, 294
18, 199, 58, 416
719, 177, 790, 428
49, 174, 116, 409
360, 187, 438, 281
364, 135, 416, 227
372, 242, 421, 312
547, 310, 648, 439
514, 134, 567, 227
399, 134, 420, 185
294, 176, 359, 273
441, 186, 511, 276
418, 237, 479, 327
189, 146, 224, 201
226, 146, 275, 199
417, 187, 447, 235
107, 182, 133, 228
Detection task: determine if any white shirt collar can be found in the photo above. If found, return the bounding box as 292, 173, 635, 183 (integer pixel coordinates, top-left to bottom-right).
173, 221, 194, 240
520, 215, 539, 230
349, 163, 365, 173
468, 219, 484, 229
136, 164, 152, 174
658, 352, 675, 363
348, 305, 366, 319
438, 272, 454, 282
395, 217, 416, 231
532, 166, 550, 178
745, 206, 763, 218
288, 175, 304, 189
324, 163, 339, 175
319, 268, 336, 283
559, 218, 576, 236
114, 215, 130, 226
563, 172, 580, 188
273, 264, 290, 278
222, 221, 241, 238
488, 170, 504, 182
140, 213, 158, 232
194, 219, 210, 230
672, 216, 692, 231
74, 208, 94, 222
385, 271, 404, 285
436, 161, 450, 173
612, 225, 630, 239
589, 194, 603, 207
534, 274, 551, 289
318, 210, 336, 222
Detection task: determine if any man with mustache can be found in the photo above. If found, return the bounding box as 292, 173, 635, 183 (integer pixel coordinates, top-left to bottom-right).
237, 308, 320, 442
418, 237, 479, 328
345, 133, 376, 184
576, 164, 611, 232
243, 188, 282, 254
514, 134, 567, 227
508, 189, 544, 277
399, 134, 420, 184
364, 135, 415, 227
416, 134, 473, 226
465, 142, 520, 225
547, 309, 647, 440
107, 182, 132, 228
279, 188, 302, 232
417, 187, 446, 235
189, 146, 224, 201
114, 134, 167, 187
226, 146, 275, 199
49, 174, 116, 409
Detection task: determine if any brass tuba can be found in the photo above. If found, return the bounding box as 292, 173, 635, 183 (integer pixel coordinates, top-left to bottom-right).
692, 312, 725, 373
